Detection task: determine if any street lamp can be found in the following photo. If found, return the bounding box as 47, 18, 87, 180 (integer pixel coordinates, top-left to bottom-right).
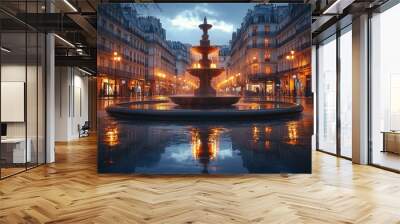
112, 51, 121, 97
286, 50, 296, 97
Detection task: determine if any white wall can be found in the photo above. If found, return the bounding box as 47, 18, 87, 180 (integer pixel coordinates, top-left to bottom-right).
1, 65, 26, 139
55, 67, 69, 140
1, 63, 46, 163
1, 82, 25, 122
55, 67, 89, 141
1, 64, 43, 138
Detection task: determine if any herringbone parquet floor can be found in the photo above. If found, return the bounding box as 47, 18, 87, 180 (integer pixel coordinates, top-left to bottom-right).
1, 135, 400, 224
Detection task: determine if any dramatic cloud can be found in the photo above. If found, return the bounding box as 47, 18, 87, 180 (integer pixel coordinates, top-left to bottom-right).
145, 3, 257, 45
167, 4, 234, 33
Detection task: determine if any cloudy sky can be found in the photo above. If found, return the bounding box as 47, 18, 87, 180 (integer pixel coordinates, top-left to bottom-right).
139, 3, 258, 46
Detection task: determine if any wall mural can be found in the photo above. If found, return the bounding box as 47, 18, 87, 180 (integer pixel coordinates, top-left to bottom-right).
97, 3, 312, 174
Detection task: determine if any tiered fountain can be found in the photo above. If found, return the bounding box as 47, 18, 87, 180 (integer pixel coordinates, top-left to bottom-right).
106, 18, 303, 120
169, 17, 240, 107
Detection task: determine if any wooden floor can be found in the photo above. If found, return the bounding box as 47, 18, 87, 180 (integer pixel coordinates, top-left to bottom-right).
1, 136, 400, 224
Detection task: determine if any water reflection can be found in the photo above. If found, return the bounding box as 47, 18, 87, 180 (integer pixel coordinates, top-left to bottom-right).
98, 98, 313, 174
287, 121, 298, 145
104, 126, 119, 147
191, 128, 221, 173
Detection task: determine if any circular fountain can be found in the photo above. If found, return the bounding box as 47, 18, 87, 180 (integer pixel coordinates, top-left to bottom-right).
106, 17, 303, 120
169, 17, 240, 107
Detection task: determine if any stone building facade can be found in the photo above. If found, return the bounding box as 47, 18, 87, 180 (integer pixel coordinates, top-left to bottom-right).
224, 4, 311, 97
97, 4, 148, 97
97, 4, 191, 97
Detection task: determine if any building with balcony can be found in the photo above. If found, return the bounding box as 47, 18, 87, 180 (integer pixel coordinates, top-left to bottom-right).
97, 4, 148, 97
276, 5, 312, 97
168, 41, 192, 94
213, 45, 234, 94
228, 4, 281, 96
139, 16, 177, 96
97, 5, 191, 97
168, 41, 191, 76
227, 4, 311, 97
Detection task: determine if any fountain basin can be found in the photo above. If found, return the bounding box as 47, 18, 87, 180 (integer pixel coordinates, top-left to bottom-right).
106, 99, 303, 121
186, 68, 224, 78
169, 96, 240, 108
191, 46, 219, 54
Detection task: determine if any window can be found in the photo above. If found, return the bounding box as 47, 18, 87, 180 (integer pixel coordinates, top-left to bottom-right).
316, 25, 353, 159
0, 6, 46, 179
264, 53, 270, 62
264, 38, 269, 48
265, 66, 272, 74
317, 36, 337, 154
251, 64, 259, 74
339, 28, 352, 158
370, 4, 400, 171
252, 56, 258, 63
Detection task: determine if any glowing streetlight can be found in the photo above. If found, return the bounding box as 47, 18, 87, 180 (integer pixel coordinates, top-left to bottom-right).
286, 50, 295, 60
111, 51, 122, 97
113, 52, 121, 62
286, 50, 297, 97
